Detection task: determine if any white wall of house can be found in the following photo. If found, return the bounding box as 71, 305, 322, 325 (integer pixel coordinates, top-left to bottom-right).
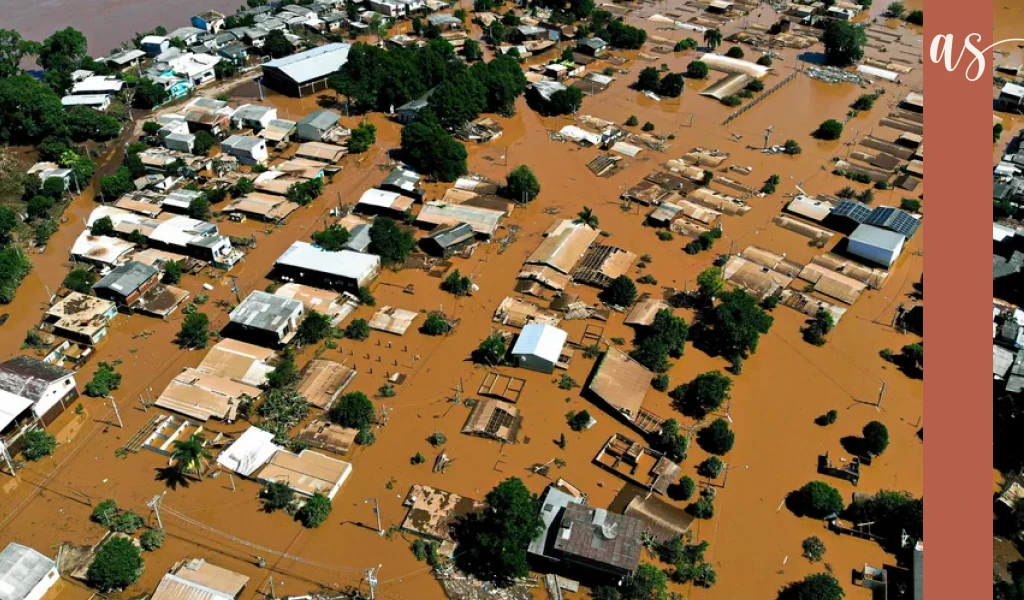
24, 566, 59, 600
32, 375, 78, 420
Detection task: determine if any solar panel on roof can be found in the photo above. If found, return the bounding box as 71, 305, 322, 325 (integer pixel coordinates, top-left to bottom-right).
832, 200, 872, 222
865, 206, 920, 238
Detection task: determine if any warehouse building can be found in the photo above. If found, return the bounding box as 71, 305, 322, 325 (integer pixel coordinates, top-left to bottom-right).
261, 43, 351, 97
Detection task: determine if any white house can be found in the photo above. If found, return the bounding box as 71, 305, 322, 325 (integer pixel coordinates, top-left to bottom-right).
0, 543, 59, 600
61, 94, 113, 111
846, 224, 905, 268
26, 162, 72, 189
166, 53, 221, 87
511, 323, 568, 374
70, 75, 125, 96
232, 104, 279, 131
0, 356, 78, 427
221, 135, 269, 165
141, 35, 170, 57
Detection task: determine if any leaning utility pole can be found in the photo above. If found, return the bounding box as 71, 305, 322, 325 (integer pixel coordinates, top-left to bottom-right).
365, 565, 381, 600
147, 493, 165, 529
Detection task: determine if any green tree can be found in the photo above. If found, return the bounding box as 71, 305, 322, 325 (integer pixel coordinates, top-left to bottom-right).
700, 289, 774, 364
822, 20, 866, 67
99, 167, 135, 200
400, 115, 468, 181
133, 78, 169, 109
783, 139, 802, 155
85, 362, 122, 397
602, 275, 637, 307
698, 456, 723, 478
331, 392, 375, 430
802, 536, 826, 562
111, 511, 144, 534
0, 245, 31, 304
63, 268, 96, 294
703, 28, 723, 50
345, 318, 371, 340
654, 419, 688, 462
670, 370, 732, 419
91, 499, 119, 527
298, 492, 332, 528
347, 122, 377, 153
696, 266, 724, 304
686, 60, 709, 79
546, 87, 583, 115
757, 55, 773, 67
464, 39, 483, 61
622, 563, 668, 600
0, 207, 16, 243
474, 334, 506, 366
262, 480, 296, 511
233, 177, 255, 196
140, 529, 166, 551
39, 27, 87, 93
455, 478, 545, 586
0, 75, 66, 145
844, 490, 922, 551
87, 537, 144, 592
696, 417, 735, 455
905, 9, 923, 25
862, 420, 889, 456
636, 67, 660, 92
575, 206, 599, 228
801, 309, 834, 346
265, 30, 295, 58
25, 195, 52, 221
0, 29, 39, 78
163, 260, 183, 284
297, 310, 332, 345
790, 481, 844, 518
567, 409, 592, 431
368, 216, 416, 265
505, 165, 541, 202
21, 429, 56, 461
188, 195, 211, 220
176, 311, 210, 349
886, 1, 905, 17
725, 46, 744, 59
193, 130, 216, 155
777, 573, 844, 600
659, 72, 685, 97
66, 107, 122, 142
171, 433, 212, 476
311, 224, 350, 250
266, 348, 300, 389
441, 269, 472, 296
421, 312, 451, 335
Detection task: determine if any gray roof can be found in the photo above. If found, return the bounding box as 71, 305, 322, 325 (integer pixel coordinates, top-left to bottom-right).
832, 199, 872, 222
230, 291, 303, 332
191, 97, 227, 111
528, 486, 583, 556
298, 110, 342, 131
995, 250, 1024, 280
424, 223, 475, 249
381, 168, 420, 191
262, 43, 351, 85
0, 357, 73, 402
577, 37, 607, 49
234, 105, 275, 121
0, 543, 55, 600
848, 223, 905, 252
427, 13, 462, 25
517, 25, 546, 36
222, 135, 265, 152
169, 26, 205, 40
553, 501, 643, 573
94, 260, 159, 297
342, 224, 372, 252
282, 4, 316, 14
864, 206, 921, 238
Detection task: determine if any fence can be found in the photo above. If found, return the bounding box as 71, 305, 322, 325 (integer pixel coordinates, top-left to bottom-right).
722, 71, 800, 125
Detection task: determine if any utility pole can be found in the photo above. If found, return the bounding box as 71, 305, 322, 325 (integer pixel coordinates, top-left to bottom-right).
763, 125, 773, 150
366, 565, 381, 600
876, 381, 886, 409
228, 472, 236, 492
365, 498, 383, 536
139, 393, 148, 412
1, 444, 15, 476
268, 576, 276, 600
147, 493, 165, 529
109, 395, 123, 428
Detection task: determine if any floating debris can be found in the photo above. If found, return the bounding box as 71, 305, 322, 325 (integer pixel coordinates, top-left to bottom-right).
804, 66, 866, 85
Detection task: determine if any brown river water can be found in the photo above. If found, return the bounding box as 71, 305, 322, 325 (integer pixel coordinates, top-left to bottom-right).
0, 3, 922, 600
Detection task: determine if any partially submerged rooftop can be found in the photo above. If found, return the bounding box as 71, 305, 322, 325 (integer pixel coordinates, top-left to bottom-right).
400, 484, 483, 541
586, 348, 652, 421
297, 360, 356, 410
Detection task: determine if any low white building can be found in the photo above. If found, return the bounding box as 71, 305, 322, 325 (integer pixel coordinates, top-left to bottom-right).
221, 135, 269, 165
232, 104, 278, 131
61, 94, 113, 111
0, 543, 59, 600
511, 323, 568, 374
274, 241, 381, 293
847, 224, 905, 268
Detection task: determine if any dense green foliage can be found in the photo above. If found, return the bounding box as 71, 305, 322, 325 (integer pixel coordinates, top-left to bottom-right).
85, 362, 122, 397
822, 20, 867, 67
368, 216, 416, 265
87, 537, 144, 591
176, 311, 210, 349
331, 392, 375, 430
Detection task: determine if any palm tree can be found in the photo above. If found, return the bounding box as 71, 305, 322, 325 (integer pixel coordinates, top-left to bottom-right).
575, 207, 599, 229
703, 28, 723, 51
171, 434, 212, 477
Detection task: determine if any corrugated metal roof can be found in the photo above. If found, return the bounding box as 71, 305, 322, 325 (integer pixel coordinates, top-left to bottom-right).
216, 426, 280, 476
849, 223, 906, 251
511, 323, 567, 364
0, 543, 55, 600
263, 43, 351, 84
275, 241, 380, 281
94, 261, 159, 296
230, 291, 303, 332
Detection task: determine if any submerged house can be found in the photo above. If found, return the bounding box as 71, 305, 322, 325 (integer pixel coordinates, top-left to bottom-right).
511, 323, 568, 374
227, 291, 305, 346
0, 356, 78, 428
0, 543, 59, 600
274, 241, 381, 293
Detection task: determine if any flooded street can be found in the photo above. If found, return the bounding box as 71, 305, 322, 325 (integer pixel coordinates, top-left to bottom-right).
0, 2, 922, 600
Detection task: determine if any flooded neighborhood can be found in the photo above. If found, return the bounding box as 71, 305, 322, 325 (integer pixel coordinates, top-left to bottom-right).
0, 1, 923, 600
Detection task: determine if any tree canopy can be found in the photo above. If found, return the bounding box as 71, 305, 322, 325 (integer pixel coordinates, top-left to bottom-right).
699, 289, 774, 364
505, 165, 540, 202
777, 573, 844, 600
296, 310, 332, 345
696, 417, 735, 455
368, 216, 416, 265
789, 481, 844, 519
311, 224, 351, 251
670, 370, 732, 419
602, 275, 638, 307
822, 20, 866, 67
455, 477, 545, 586
400, 114, 468, 182
176, 311, 210, 349
87, 537, 144, 592
331, 392, 376, 430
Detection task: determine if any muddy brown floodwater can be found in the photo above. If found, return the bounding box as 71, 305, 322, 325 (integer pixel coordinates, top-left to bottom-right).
0, 2, 922, 600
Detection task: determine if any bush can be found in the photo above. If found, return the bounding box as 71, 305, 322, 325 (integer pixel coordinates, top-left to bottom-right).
331, 392, 375, 430
697, 456, 723, 478
140, 529, 166, 551
344, 318, 371, 341
422, 312, 451, 335
26, 195, 54, 220
91, 499, 119, 527
474, 334, 506, 366
746, 79, 764, 92
85, 362, 122, 397
906, 9, 923, 25
725, 46, 744, 59
720, 95, 742, 107
652, 373, 670, 392
601, 275, 637, 306
802, 536, 826, 562
674, 38, 698, 51
625, 115, 639, 126
558, 374, 577, 390
111, 511, 145, 534
348, 122, 377, 153
901, 198, 922, 212
21, 429, 56, 461
801, 309, 835, 346
441, 269, 472, 296
783, 139, 802, 155
697, 418, 735, 455
176, 312, 209, 349
657, 230, 674, 241
642, 122, 655, 132
428, 432, 447, 446
756, 55, 772, 67
298, 492, 332, 528
852, 93, 878, 111
411, 452, 426, 464
163, 260, 183, 284
686, 60, 709, 79
790, 481, 844, 518
263, 480, 296, 511
567, 410, 592, 431
87, 537, 144, 591
862, 420, 889, 456
677, 476, 696, 500
693, 495, 714, 519
815, 409, 838, 426
815, 119, 844, 140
